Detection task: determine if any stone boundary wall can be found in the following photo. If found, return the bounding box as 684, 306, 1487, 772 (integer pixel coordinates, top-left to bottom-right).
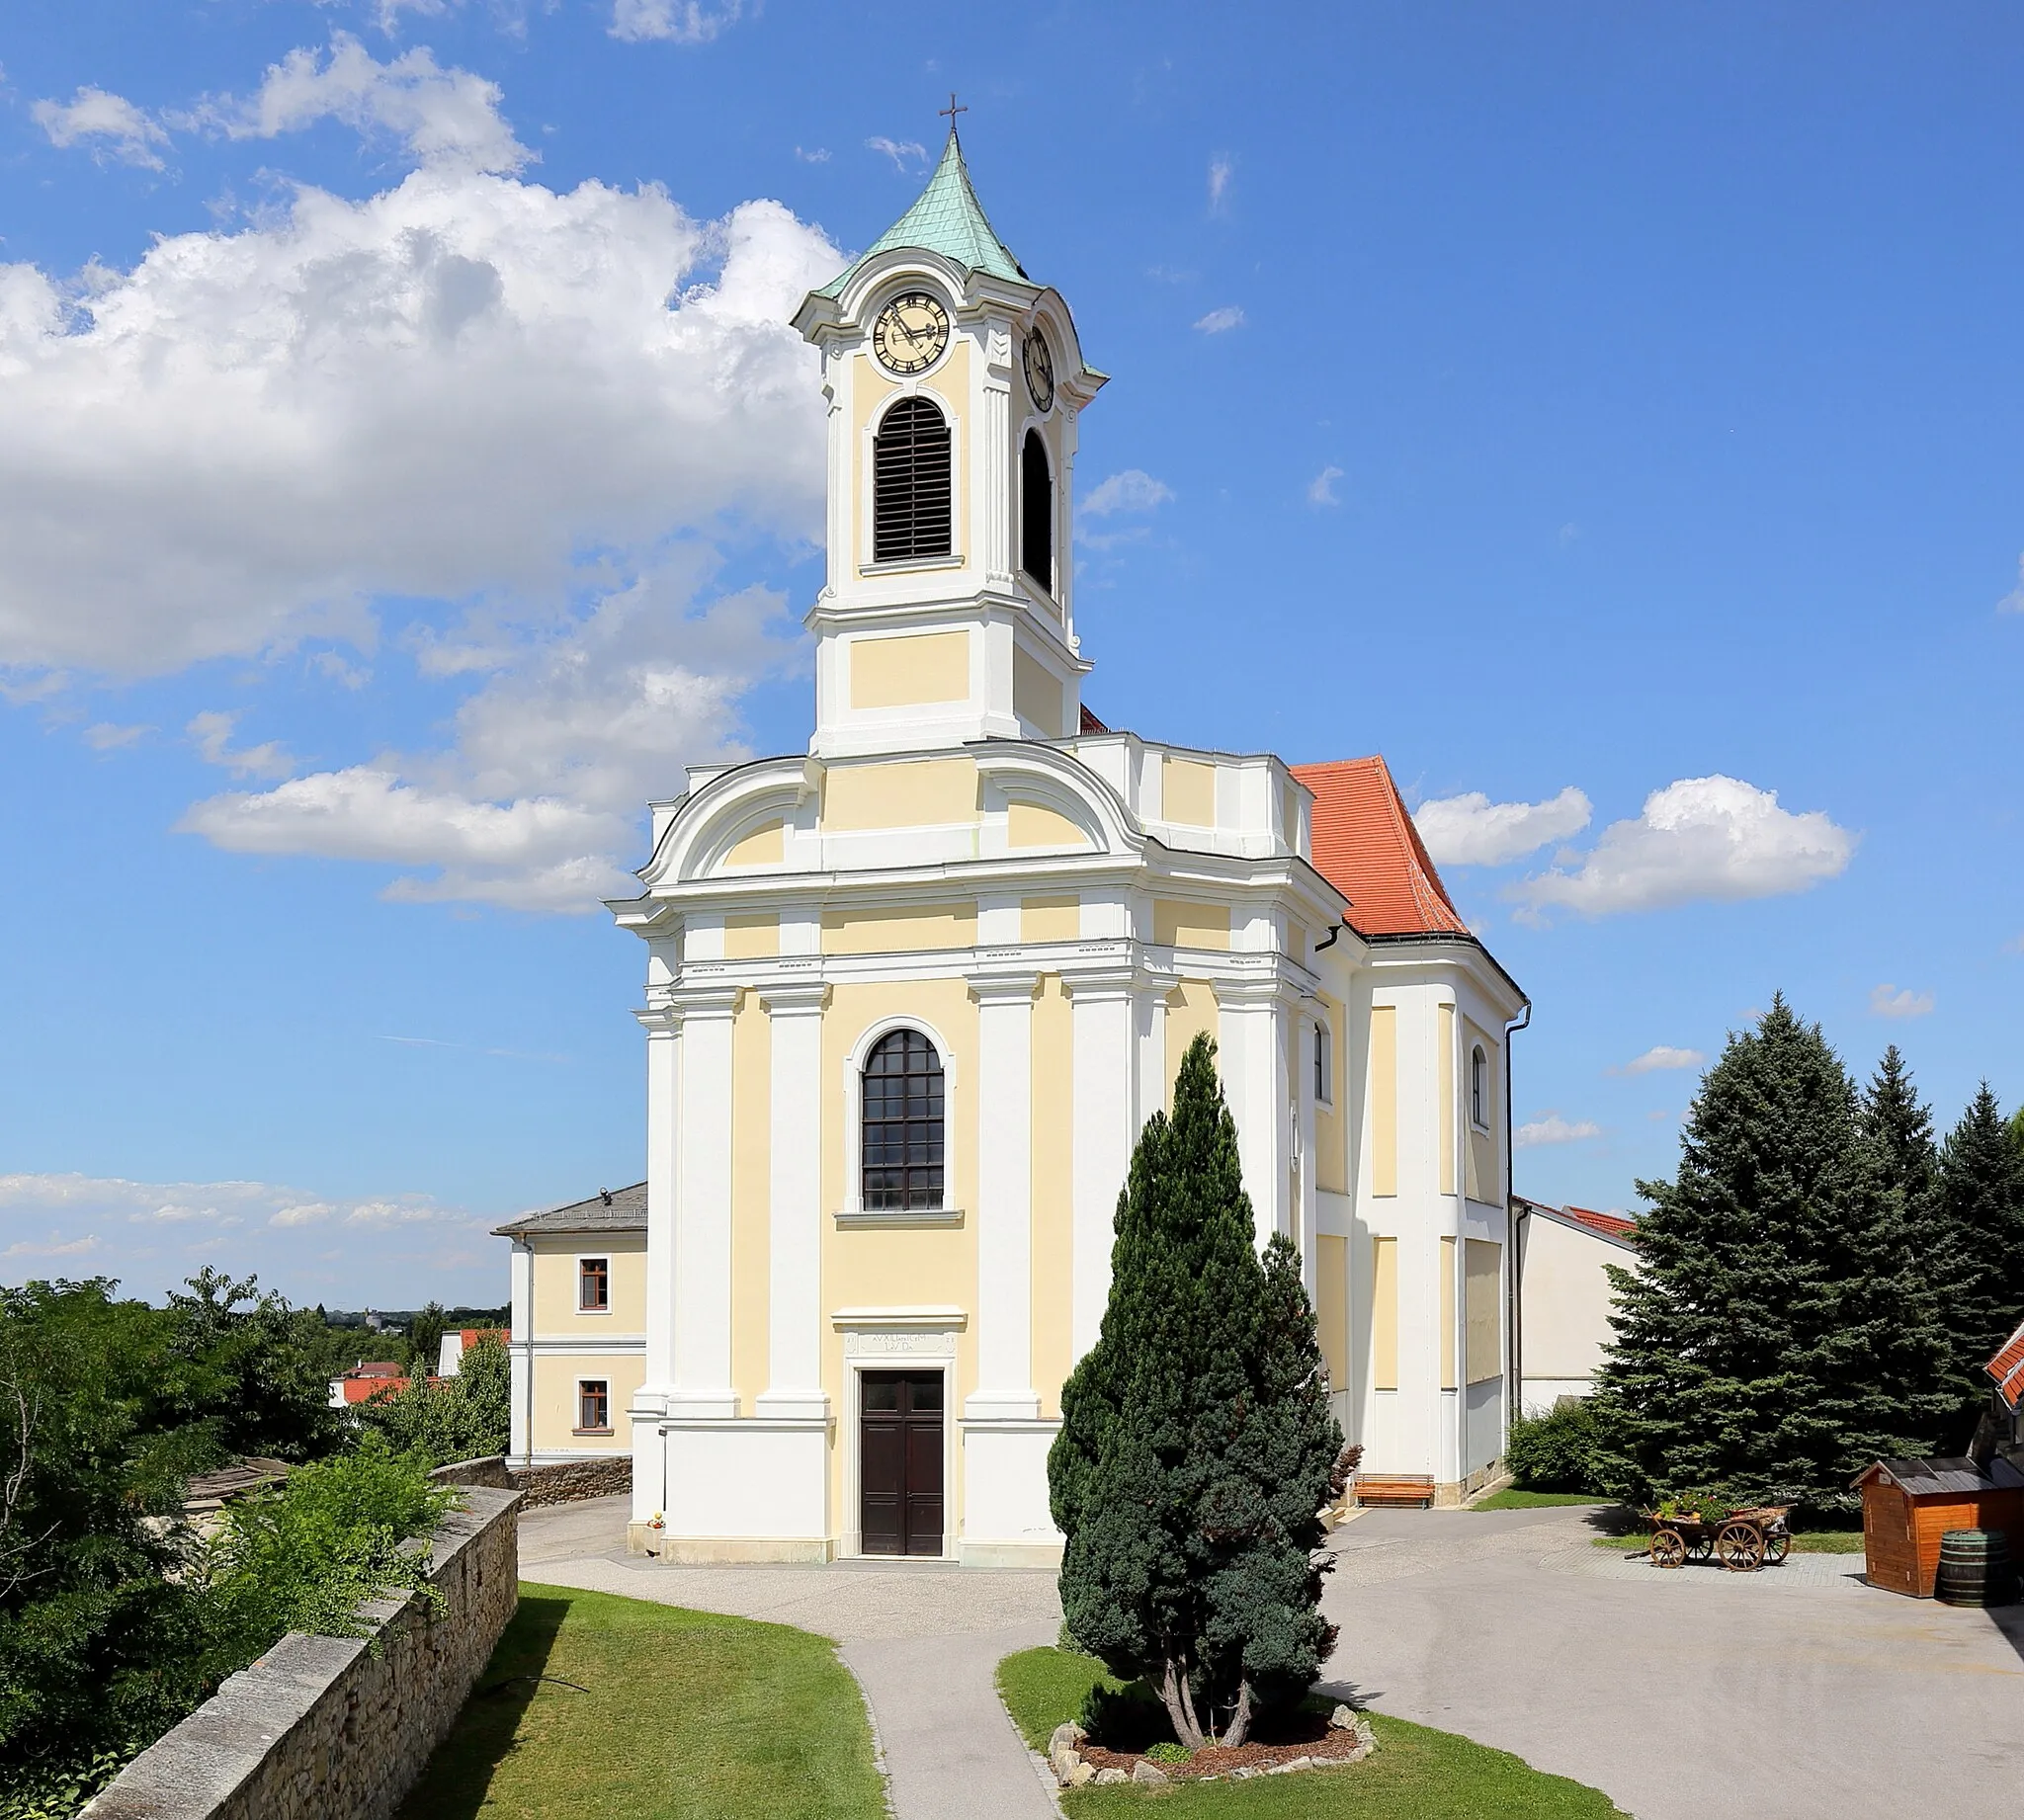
83, 1486, 519, 1820
427, 1453, 629, 1507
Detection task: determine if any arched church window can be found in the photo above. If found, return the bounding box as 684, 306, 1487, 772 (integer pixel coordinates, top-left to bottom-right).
1020, 430, 1053, 593
861, 1028, 946, 1210
873, 396, 953, 563
1471, 1043, 1488, 1129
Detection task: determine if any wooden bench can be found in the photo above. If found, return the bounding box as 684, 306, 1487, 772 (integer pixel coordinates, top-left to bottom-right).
1354, 1474, 1436, 1509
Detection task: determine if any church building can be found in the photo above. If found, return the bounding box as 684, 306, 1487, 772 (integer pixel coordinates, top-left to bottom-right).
590, 127, 1528, 1563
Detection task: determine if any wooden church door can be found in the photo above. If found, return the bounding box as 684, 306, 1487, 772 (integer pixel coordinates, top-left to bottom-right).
859, 1370, 944, 1555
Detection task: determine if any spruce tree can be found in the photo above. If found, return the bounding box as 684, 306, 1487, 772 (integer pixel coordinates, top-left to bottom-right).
1934, 1085, 2024, 1442
1592, 996, 1948, 1514
1049, 1034, 1346, 1749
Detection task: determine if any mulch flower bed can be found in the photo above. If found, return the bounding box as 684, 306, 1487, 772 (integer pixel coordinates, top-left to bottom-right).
1072, 1706, 1374, 1782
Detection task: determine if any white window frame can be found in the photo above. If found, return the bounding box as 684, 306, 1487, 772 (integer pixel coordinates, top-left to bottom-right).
573, 1375, 613, 1435
575, 1252, 613, 1315
1470, 1043, 1490, 1133
837, 1015, 962, 1225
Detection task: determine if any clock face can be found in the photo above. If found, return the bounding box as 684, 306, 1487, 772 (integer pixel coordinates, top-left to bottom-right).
873, 290, 951, 375
1022, 327, 1055, 413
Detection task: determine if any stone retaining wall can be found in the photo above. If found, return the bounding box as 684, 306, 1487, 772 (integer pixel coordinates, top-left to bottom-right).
512, 1455, 631, 1508
82, 1486, 519, 1820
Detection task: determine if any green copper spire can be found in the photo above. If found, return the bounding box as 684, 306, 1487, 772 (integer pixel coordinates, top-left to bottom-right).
816, 126, 1028, 298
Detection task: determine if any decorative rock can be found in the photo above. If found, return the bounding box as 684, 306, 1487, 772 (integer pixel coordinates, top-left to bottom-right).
1093, 1768, 1129, 1784
1230, 1766, 1259, 1779
1328, 1702, 1358, 1731
1050, 1747, 1081, 1787
1131, 1761, 1170, 1785
1066, 1760, 1097, 1787
1266, 1756, 1314, 1775
1049, 1723, 1080, 1754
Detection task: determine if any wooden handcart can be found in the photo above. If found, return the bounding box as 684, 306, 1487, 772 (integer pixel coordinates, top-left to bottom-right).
1645, 1505, 1791, 1572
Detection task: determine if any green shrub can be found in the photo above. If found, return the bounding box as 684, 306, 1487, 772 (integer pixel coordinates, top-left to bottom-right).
1143, 1740, 1193, 1765
354, 1334, 509, 1467
1506, 1399, 1608, 1494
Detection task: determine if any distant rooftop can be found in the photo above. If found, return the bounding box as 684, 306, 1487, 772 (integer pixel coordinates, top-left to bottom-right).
493, 1181, 647, 1237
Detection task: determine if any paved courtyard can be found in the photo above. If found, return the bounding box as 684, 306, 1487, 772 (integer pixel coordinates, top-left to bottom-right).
520, 1497, 2024, 1820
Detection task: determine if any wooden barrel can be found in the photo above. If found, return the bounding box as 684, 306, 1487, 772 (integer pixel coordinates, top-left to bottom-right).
1935, 1530, 2016, 1608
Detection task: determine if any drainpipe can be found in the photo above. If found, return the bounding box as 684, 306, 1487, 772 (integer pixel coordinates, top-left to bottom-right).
1503, 1000, 1531, 1451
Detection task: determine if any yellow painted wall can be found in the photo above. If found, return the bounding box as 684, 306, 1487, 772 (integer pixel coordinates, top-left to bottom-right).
1020, 895, 1079, 943
1440, 1235, 1458, 1390
1165, 979, 1220, 1104
1162, 755, 1218, 827
722, 820, 784, 868
1465, 1238, 1501, 1385
1013, 644, 1062, 732
848, 629, 970, 709
819, 976, 980, 1527
1315, 1233, 1349, 1397
730, 990, 771, 1407
1031, 973, 1074, 1417
1007, 802, 1090, 850
529, 1354, 645, 1453
821, 901, 976, 955
1153, 899, 1230, 951
1371, 1236, 1398, 1390
531, 1236, 647, 1334
723, 913, 778, 959
821, 757, 978, 832
1438, 1004, 1456, 1199
1369, 1006, 1397, 1197
1314, 995, 1345, 1195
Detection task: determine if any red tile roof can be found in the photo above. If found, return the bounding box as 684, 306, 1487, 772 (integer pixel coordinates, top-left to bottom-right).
1291, 756, 1471, 939
337, 1374, 409, 1405
1988, 1316, 2024, 1412
1563, 1205, 1639, 1241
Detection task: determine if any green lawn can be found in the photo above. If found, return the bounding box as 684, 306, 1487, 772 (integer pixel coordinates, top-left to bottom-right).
996, 1647, 1627, 1818
1467, 1489, 1613, 1511
1591, 1530, 1864, 1554
398, 1584, 885, 1820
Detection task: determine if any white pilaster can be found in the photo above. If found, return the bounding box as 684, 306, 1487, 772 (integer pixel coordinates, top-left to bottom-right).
1136, 986, 1168, 1126
629, 1009, 679, 1524
671, 986, 739, 1418
757, 982, 829, 1419
969, 969, 1039, 1418
1218, 976, 1291, 1247
507, 1241, 533, 1467
1066, 966, 1138, 1359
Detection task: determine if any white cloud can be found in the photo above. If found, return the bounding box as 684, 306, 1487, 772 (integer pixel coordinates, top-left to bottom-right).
1507, 776, 1855, 919
0, 1233, 103, 1260
1515, 1115, 1603, 1148
188, 33, 531, 174
866, 136, 927, 172
1081, 469, 1173, 518
83, 721, 151, 751
1207, 155, 1232, 212
0, 1171, 477, 1231
32, 86, 171, 170
1869, 983, 1935, 1020
188, 709, 295, 781
1997, 551, 2024, 614
794, 146, 831, 164
611, 0, 744, 42
1415, 786, 1592, 867
1616, 1044, 1706, 1076
1194, 305, 1244, 334
1306, 464, 1344, 507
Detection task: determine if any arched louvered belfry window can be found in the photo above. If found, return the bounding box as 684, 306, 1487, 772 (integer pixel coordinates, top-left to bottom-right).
1021, 429, 1053, 593
861, 1029, 946, 1210
873, 396, 953, 563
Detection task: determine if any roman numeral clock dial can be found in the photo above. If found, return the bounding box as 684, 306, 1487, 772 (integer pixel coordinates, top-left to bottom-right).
873, 291, 951, 375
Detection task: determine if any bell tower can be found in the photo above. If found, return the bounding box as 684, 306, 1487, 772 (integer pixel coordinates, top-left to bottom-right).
792, 119, 1106, 760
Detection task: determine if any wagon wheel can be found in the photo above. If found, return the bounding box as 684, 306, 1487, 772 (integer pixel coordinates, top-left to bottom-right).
1650, 1528, 1688, 1569
1764, 1530, 1790, 1566
1688, 1530, 1716, 1562
1716, 1522, 1765, 1572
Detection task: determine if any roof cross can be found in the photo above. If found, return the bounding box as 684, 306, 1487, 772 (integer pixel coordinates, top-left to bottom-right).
938, 92, 968, 137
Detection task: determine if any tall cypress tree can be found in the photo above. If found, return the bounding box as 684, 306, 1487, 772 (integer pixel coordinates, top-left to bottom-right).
1934, 1085, 2024, 1442
1049, 1034, 1346, 1749
1592, 997, 1947, 1513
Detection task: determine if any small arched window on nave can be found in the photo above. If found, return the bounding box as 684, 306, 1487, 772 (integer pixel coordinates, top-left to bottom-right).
1021, 429, 1053, 593
873, 395, 953, 563
861, 1028, 946, 1210
1471, 1043, 1489, 1129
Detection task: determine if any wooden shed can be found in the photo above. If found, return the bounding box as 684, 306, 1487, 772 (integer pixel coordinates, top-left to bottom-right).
1855, 1456, 2024, 1597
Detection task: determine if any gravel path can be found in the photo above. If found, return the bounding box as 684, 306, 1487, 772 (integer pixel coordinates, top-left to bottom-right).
518, 1496, 2024, 1820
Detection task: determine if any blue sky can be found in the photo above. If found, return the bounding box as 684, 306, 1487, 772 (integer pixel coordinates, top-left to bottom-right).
2, 1, 2020, 1307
